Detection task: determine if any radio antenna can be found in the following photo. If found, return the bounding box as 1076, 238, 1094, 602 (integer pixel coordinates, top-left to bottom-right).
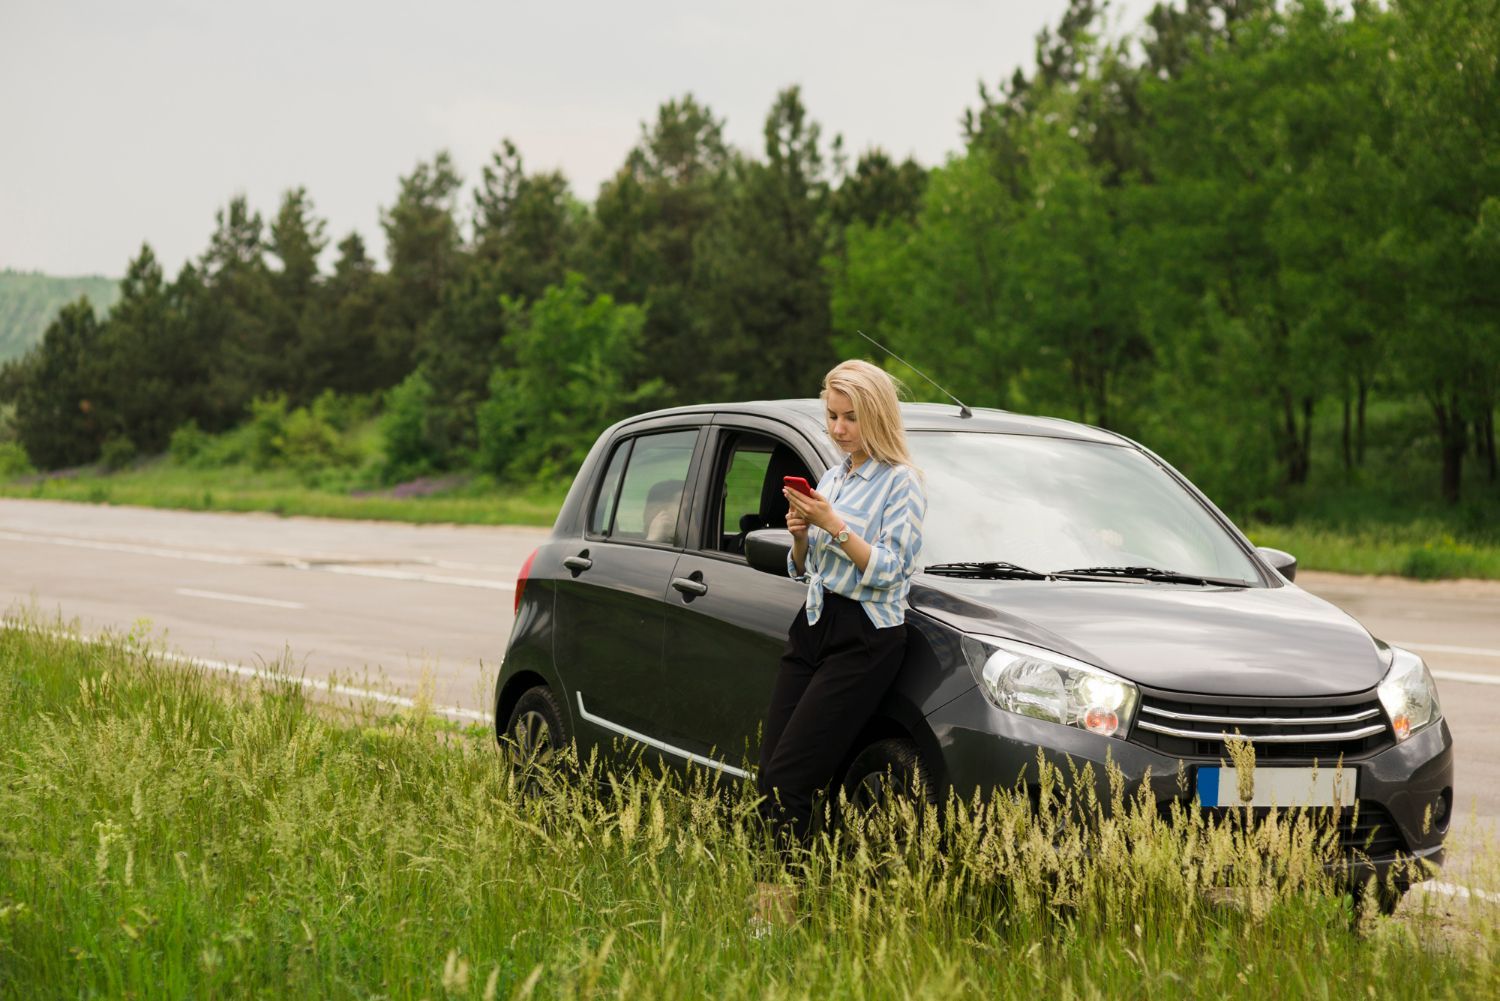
856, 330, 972, 419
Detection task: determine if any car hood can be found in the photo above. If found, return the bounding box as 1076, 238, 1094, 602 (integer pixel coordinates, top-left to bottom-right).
910, 577, 1389, 698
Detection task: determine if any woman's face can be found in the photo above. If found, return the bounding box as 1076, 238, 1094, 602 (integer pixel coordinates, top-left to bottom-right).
825, 389, 866, 460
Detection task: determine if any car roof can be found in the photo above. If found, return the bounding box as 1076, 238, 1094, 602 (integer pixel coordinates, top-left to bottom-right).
619, 398, 1129, 447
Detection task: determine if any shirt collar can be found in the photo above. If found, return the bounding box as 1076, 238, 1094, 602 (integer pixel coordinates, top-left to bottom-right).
841, 454, 880, 480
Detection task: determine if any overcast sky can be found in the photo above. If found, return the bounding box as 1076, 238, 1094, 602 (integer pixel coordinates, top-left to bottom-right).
1, 0, 1153, 278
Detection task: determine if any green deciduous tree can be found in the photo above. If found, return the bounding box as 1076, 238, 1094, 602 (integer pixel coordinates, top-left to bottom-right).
477, 275, 660, 480
1372, 0, 1500, 500
1134, 1, 1331, 487
831, 150, 1022, 410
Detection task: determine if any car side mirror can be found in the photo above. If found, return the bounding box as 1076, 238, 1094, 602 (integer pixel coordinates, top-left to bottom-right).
745, 528, 794, 576
1257, 546, 1297, 582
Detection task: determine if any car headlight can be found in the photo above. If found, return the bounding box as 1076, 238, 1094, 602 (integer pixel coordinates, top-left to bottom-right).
961, 635, 1139, 738
1377, 646, 1442, 741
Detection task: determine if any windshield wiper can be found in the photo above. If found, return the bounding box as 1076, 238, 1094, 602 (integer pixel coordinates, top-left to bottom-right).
1052, 565, 1249, 587
924, 561, 1054, 581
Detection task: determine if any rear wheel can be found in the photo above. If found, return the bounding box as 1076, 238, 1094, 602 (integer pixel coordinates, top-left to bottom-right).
503, 685, 569, 767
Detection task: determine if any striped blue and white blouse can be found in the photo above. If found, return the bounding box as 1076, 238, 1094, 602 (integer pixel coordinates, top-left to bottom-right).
785, 455, 927, 628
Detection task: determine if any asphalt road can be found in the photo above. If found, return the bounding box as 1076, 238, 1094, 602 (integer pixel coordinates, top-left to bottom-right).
2, 498, 1496, 841
0, 498, 543, 717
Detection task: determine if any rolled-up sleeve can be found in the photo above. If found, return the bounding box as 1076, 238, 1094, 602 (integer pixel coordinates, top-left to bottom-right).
786, 549, 804, 581
859, 467, 926, 590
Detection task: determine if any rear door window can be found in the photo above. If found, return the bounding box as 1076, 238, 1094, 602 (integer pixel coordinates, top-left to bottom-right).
596, 429, 698, 547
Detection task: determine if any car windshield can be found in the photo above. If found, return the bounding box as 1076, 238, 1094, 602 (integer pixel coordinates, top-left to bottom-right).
906, 431, 1261, 584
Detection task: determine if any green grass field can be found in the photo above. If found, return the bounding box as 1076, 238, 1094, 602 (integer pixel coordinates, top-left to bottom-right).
1, 618, 1496, 999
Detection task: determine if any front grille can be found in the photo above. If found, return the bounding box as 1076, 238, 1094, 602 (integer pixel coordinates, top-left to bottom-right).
1130, 689, 1395, 762
1182, 801, 1408, 859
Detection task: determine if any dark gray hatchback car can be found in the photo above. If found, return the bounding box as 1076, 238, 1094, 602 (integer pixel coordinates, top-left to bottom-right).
495, 400, 1453, 892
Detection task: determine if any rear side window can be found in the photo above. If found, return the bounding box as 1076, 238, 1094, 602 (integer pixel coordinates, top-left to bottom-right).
591, 429, 698, 545
588, 441, 632, 536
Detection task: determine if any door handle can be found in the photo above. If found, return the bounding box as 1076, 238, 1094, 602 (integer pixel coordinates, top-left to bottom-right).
563, 554, 593, 576
671, 574, 708, 599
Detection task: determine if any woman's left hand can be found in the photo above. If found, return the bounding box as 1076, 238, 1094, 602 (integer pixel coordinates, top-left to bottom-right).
783, 486, 840, 535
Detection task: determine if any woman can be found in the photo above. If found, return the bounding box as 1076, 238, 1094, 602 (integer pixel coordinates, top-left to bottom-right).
757, 358, 927, 853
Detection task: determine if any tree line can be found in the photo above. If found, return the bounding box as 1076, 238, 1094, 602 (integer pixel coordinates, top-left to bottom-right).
2, 0, 1495, 513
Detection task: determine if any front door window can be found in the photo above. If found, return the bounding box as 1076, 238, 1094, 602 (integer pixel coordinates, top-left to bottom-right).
707, 432, 814, 556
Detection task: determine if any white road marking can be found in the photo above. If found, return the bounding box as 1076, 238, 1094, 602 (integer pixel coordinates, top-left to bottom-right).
0, 529, 254, 565
0, 528, 513, 591
1413, 880, 1500, 905
1431, 670, 1500, 687
1395, 640, 1500, 660
313, 564, 511, 590
175, 588, 306, 610
1393, 644, 1500, 685
1, 619, 492, 723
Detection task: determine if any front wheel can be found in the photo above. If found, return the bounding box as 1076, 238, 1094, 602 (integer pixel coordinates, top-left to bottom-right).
841, 737, 938, 819
1350, 873, 1407, 918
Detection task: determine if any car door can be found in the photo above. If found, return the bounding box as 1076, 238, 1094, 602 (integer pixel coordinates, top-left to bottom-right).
658, 418, 826, 772
552, 423, 707, 751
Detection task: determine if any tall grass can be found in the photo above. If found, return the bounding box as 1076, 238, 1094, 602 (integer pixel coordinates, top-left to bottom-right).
1, 618, 1495, 998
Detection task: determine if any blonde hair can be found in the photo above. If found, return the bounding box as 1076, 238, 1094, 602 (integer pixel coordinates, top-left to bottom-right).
821, 359, 917, 469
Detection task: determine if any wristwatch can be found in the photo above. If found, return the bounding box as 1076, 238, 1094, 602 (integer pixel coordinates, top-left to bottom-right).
834, 523, 851, 545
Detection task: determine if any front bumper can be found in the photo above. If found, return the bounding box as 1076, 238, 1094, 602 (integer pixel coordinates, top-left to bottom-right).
927, 685, 1454, 871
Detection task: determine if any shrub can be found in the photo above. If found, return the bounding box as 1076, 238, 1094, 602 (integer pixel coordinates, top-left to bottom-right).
246, 394, 290, 470
311, 389, 375, 433
98, 434, 137, 472
279, 407, 357, 482
380, 372, 438, 484
1401, 536, 1487, 580
0, 440, 34, 478
168, 420, 210, 466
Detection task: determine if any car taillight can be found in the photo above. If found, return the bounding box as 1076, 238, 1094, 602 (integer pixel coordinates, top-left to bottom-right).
514, 548, 539, 615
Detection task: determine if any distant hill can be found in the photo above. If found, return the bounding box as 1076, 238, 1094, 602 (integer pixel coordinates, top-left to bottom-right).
0, 270, 121, 363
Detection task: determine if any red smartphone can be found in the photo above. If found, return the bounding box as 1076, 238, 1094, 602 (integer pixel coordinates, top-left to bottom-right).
783, 475, 814, 497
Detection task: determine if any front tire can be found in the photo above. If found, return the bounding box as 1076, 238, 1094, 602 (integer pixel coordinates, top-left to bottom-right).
841, 737, 938, 818
1351, 873, 1407, 918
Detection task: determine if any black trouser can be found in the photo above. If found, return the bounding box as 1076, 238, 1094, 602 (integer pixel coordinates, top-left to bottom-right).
757, 591, 908, 846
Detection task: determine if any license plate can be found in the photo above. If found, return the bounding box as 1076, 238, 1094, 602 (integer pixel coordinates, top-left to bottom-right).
1195, 766, 1356, 808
